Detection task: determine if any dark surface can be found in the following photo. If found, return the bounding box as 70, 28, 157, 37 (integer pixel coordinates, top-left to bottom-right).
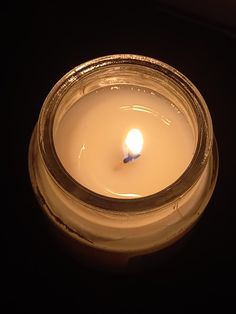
5, 1, 236, 313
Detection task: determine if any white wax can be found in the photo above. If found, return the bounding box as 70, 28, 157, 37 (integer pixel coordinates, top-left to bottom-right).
54, 85, 195, 198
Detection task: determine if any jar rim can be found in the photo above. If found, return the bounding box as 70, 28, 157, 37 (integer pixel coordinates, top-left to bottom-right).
38, 54, 213, 212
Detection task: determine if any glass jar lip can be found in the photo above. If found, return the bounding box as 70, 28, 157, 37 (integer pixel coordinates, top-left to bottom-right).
38, 54, 213, 212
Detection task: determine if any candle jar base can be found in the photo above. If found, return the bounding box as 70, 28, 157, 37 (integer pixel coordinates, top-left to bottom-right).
28, 54, 219, 272
36, 200, 198, 274
29, 129, 218, 273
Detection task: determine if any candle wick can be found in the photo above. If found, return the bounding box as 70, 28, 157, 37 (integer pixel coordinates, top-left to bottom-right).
123, 153, 141, 164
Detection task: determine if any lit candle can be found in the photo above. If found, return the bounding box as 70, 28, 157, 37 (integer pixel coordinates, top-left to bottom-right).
29, 54, 218, 270
54, 85, 195, 198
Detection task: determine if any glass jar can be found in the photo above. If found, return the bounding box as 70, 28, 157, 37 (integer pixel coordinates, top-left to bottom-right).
28, 54, 218, 271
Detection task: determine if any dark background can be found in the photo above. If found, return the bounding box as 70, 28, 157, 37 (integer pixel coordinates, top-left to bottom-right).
5, 1, 236, 313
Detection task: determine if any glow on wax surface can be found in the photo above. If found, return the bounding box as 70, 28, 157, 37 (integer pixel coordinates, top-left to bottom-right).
54, 85, 195, 198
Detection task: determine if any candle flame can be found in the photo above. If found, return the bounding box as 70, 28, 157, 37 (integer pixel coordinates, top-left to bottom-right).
124, 128, 143, 161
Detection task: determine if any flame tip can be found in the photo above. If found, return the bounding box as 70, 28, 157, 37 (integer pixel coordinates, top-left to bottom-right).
124, 128, 143, 157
